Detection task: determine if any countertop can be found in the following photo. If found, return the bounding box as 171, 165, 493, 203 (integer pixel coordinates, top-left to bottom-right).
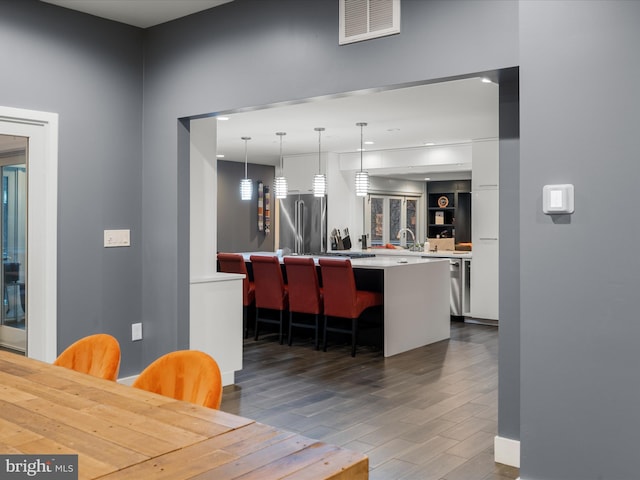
364, 248, 472, 259
348, 255, 448, 269
241, 252, 449, 268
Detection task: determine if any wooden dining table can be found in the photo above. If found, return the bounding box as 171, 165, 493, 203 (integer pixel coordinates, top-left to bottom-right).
0, 351, 368, 479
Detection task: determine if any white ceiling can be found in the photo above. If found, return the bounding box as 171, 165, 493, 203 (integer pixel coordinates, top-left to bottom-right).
40, 0, 233, 28
215, 78, 498, 179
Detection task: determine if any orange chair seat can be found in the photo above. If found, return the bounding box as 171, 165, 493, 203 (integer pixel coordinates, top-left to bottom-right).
54, 333, 121, 381
132, 350, 222, 409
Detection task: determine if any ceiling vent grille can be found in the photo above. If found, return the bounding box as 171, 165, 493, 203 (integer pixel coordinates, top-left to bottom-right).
339, 0, 400, 45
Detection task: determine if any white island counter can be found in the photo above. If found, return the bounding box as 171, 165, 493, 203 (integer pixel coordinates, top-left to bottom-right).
348, 256, 450, 356
243, 253, 450, 357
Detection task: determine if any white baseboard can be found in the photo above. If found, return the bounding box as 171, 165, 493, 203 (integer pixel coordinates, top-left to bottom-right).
119, 372, 235, 387
494, 435, 520, 468
221, 371, 235, 386
117, 375, 138, 386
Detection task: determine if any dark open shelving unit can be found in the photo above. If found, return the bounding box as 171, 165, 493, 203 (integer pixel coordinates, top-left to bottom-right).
426, 180, 471, 243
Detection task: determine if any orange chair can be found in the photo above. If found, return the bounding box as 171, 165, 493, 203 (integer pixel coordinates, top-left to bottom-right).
54, 333, 121, 381
319, 258, 383, 357
284, 256, 323, 349
250, 255, 288, 344
218, 253, 255, 338
132, 350, 223, 409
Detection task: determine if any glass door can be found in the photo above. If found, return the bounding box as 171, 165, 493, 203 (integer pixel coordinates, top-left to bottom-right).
0, 135, 27, 353
367, 195, 420, 248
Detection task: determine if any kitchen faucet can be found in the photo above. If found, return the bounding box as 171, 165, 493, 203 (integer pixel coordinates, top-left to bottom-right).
397, 228, 416, 251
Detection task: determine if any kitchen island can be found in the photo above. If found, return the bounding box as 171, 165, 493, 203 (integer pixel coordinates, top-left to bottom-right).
243, 253, 450, 357
348, 255, 450, 356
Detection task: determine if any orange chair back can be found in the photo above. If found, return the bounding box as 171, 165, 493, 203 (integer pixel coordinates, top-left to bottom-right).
218, 253, 254, 307
250, 255, 288, 310
132, 350, 223, 409
284, 256, 322, 315
54, 333, 121, 381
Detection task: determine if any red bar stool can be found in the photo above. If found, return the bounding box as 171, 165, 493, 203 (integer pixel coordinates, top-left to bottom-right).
284, 256, 323, 349
319, 258, 383, 357
250, 255, 289, 344
217, 253, 254, 338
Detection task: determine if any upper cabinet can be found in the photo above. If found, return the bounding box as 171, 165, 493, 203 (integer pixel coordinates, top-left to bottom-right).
283, 153, 327, 193
472, 139, 498, 190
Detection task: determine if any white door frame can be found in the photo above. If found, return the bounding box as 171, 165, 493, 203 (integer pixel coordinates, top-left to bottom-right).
0, 106, 58, 362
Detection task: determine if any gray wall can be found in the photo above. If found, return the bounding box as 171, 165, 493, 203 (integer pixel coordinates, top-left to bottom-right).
498, 69, 520, 441
217, 160, 275, 253
0, 0, 145, 376
141, 0, 519, 381
519, 2, 640, 478
14, 2, 640, 477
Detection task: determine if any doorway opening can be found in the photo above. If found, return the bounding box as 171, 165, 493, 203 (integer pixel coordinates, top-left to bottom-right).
0, 135, 27, 353
0, 106, 58, 362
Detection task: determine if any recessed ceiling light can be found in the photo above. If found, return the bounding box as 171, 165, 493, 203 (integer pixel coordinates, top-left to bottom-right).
424, 177, 431, 181
424, 142, 435, 146
216, 154, 225, 158
364, 141, 374, 145
217, 116, 229, 121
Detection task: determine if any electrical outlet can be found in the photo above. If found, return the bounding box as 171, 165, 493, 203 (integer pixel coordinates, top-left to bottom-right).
104, 229, 131, 248
131, 323, 142, 341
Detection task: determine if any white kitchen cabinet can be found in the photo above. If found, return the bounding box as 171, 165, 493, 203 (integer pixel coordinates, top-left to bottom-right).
470, 238, 499, 320
283, 153, 326, 193
473, 190, 498, 240
472, 139, 499, 190
471, 139, 499, 321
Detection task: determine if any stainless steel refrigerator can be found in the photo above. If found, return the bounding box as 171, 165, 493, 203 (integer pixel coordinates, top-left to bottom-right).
278, 193, 327, 254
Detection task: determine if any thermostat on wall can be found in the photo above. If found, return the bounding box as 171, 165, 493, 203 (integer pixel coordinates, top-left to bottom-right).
543, 184, 574, 214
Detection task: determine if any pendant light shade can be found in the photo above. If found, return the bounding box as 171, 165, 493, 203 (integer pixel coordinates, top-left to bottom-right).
273, 132, 288, 199
313, 127, 326, 197
355, 122, 369, 197
355, 171, 369, 196
240, 136, 252, 200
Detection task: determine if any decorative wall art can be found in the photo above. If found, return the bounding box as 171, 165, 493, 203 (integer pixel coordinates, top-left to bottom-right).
257, 181, 264, 231
264, 186, 271, 234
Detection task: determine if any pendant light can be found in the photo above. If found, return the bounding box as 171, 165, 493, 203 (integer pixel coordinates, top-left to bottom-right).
273, 132, 288, 199
240, 136, 252, 200
355, 122, 369, 197
312, 127, 326, 197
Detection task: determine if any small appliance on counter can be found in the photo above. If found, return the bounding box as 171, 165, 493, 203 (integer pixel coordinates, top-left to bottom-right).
330, 227, 352, 250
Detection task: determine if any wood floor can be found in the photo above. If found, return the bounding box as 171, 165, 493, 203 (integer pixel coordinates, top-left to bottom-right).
221, 321, 519, 480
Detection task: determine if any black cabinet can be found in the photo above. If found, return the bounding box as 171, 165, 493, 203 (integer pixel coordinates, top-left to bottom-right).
427, 180, 471, 243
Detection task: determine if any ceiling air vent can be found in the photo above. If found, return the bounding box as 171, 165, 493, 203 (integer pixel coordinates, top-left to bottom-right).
339, 0, 400, 45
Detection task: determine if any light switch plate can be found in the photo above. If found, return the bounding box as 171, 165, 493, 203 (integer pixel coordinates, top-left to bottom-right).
131, 323, 142, 341
543, 184, 574, 214
104, 229, 130, 247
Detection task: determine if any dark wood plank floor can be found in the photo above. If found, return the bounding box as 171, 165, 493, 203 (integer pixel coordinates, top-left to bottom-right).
221, 322, 519, 480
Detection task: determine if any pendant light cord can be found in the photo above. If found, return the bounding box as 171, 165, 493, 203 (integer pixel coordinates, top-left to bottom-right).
279, 134, 284, 175
360, 124, 364, 171
317, 128, 322, 173
244, 139, 248, 178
